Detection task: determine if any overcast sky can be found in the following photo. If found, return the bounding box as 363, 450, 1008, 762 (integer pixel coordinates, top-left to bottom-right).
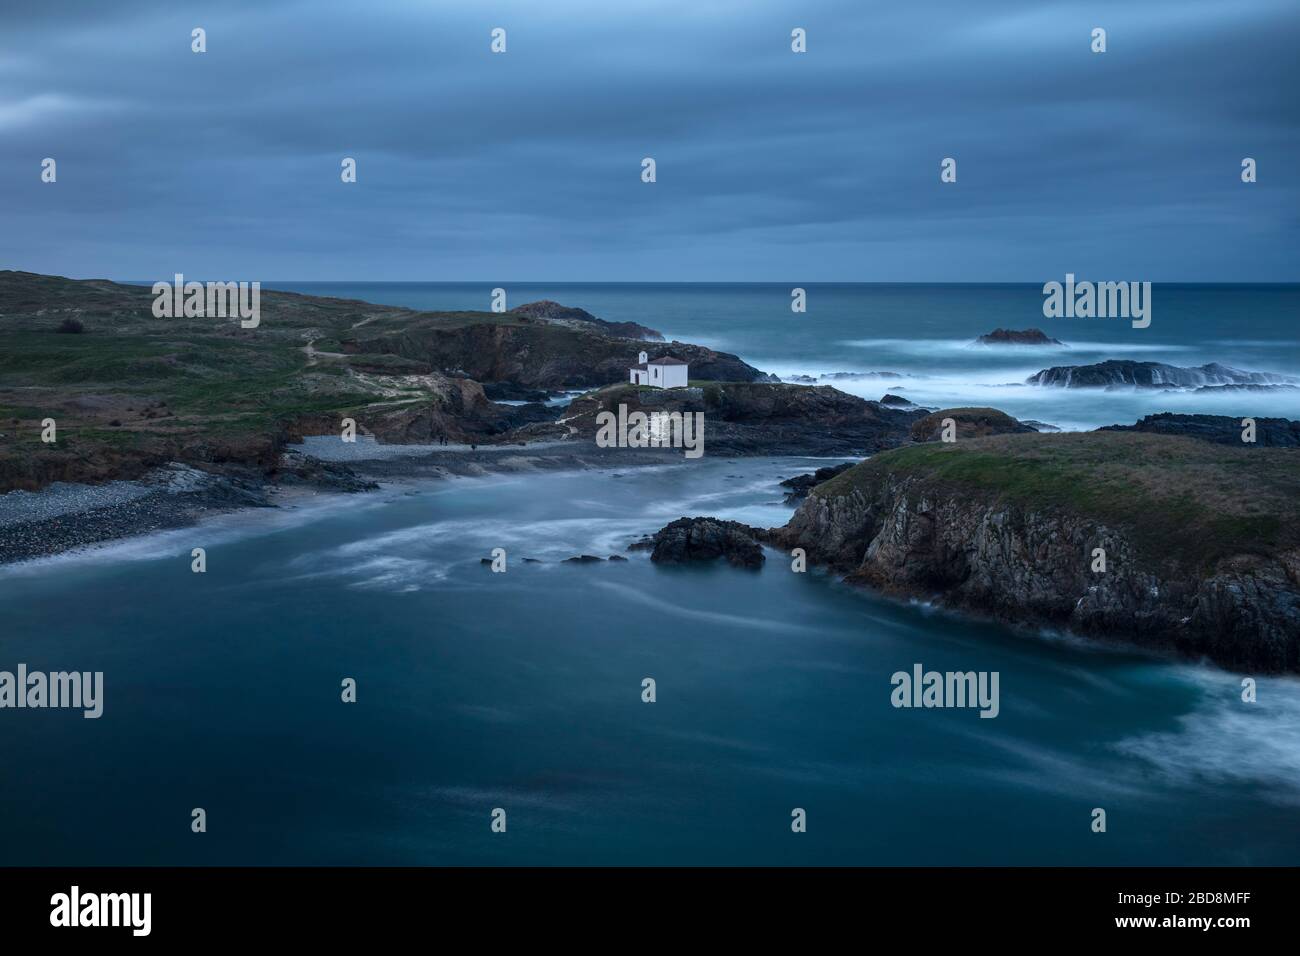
2, 0, 1297, 281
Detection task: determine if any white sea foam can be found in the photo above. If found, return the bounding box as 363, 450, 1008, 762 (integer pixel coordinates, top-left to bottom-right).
1113, 667, 1300, 804
836, 337, 1196, 356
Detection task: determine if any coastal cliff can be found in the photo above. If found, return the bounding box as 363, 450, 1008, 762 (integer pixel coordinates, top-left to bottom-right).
768, 432, 1300, 672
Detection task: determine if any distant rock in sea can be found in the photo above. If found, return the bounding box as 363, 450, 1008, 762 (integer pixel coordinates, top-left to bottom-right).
1193, 383, 1300, 394
1027, 360, 1298, 389
879, 393, 915, 407
972, 328, 1064, 347
819, 371, 905, 381
780, 371, 904, 384
1020, 420, 1062, 433
1099, 413, 1300, 447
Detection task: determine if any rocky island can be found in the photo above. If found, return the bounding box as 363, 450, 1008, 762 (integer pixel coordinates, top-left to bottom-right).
971, 328, 1064, 346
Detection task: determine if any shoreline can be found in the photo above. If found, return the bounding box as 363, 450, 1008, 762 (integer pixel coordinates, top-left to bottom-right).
0, 439, 690, 568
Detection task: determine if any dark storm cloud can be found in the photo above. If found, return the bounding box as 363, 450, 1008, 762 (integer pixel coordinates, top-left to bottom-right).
2, 0, 1297, 280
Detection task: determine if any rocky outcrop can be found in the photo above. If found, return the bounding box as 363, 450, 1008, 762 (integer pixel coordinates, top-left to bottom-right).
779, 462, 854, 503
1100, 413, 1300, 446
564, 382, 925, 456
972, 328, 1064, 346
345, 322, 767, 391
629, 517, 765, 568
769, 433, 1300, 673
510, 300, 663, 341
909, 407, 1035, 442
1028, 360, 1297, 389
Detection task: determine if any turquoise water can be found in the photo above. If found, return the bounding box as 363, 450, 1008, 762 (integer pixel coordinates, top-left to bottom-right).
2, 457, 1298, 865
268, 282, 1300, 430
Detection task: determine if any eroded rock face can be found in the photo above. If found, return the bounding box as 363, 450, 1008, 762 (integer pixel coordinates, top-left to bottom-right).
630, 517, 765, 569
772, 472, 1300, 673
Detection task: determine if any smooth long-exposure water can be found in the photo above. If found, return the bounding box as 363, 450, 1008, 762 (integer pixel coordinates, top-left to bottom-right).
2, 458, 1296, 865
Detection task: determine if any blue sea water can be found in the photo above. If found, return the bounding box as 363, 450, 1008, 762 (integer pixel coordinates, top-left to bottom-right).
3, 283, 1299, 866
2, 457, 1299, 866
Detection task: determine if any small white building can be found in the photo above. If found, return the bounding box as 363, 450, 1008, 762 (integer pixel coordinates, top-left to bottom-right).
630, 350, 689, 388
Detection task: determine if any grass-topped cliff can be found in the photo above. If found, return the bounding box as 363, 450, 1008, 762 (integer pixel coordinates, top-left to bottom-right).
784, 431, 1300, 671
813, 432, 1299, 571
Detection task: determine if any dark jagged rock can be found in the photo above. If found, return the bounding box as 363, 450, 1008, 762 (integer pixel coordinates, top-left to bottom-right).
972, 327, 1063, 346
779, 462, 854, 503
565, 382, 926, 456
1028, 360, 1297, 389
563, 554, 605, 563
607, 554, 628, 562
909, 407, 1035, 442
630, 517, 765, 569
510, 300, 664, 341
1100, 412, 1300, 447
879, 393, 914, 407
274, 455, 379, 492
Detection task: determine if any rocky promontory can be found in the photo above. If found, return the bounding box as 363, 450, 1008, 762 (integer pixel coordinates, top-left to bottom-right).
564, 382, 926, 456
767, 432, 1300, 673
779, 462, 854, 503
509, 299, 664, 341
